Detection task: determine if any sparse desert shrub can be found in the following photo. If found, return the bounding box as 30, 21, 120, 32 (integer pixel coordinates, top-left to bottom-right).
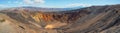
0, 19, 5, 22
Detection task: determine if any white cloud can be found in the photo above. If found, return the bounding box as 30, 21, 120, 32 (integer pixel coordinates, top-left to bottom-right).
67, 3, 92, 7
0, 4, 8, 7
7, 1, 23, 5
7, 1, 11, 4
23, 0, 45, 4
0, 4, 10, 9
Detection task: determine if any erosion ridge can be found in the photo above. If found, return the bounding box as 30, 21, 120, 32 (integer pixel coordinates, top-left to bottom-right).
0, 4, 120, 33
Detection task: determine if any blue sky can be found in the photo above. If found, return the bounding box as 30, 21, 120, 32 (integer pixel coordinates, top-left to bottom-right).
0, 0, 120, 8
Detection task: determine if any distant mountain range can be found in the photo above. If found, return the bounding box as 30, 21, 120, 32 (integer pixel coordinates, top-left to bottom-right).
0, 6, 84, 11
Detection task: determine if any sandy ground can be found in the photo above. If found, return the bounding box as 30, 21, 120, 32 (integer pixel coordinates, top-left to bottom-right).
0, 20, 18, 33
0, 13, 21, 33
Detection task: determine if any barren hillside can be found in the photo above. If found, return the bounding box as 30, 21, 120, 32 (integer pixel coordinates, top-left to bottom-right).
0, 4, 120, 33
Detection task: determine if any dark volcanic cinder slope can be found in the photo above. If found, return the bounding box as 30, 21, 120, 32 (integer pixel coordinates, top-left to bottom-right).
0, 4, 120, 33
64, 5, 120, 33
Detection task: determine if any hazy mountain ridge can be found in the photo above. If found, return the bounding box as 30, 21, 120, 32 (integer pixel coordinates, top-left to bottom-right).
0, 4, 120, 33
0, 6, 83, 12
